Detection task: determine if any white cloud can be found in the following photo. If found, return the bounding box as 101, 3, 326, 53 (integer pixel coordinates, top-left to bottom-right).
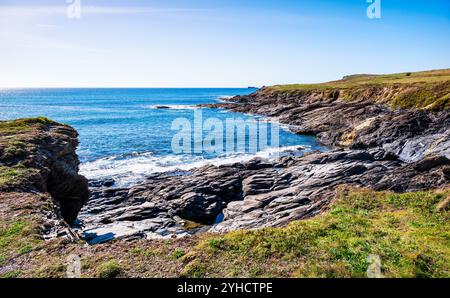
0, 5, 204, 17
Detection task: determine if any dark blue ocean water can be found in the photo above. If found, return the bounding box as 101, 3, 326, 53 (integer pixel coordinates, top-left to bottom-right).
0, 88, 324, 186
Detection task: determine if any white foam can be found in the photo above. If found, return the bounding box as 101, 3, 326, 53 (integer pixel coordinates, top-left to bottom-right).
238, 113, 297, 133
216, 95, 233, 102
80, 145, 311, 188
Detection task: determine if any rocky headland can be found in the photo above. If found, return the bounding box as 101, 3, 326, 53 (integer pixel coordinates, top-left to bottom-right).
79, 69, 450, 243
0, 69, 449, 277
0, 118, 88, 228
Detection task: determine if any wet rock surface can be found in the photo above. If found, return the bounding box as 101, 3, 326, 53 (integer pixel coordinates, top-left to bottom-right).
78, 88, 450, 243
79, 149, 449, 243
2, 91, 449, 246
200, 89, 450, 162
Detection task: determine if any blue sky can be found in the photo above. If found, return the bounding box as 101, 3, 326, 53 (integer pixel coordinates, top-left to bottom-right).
0, 0, 449, 87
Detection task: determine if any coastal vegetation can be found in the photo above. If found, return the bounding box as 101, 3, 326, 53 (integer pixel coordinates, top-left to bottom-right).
181, 188, 449, 278
0, 165, 30, 188
0, 117, 60, 135
1, 188, 447, 278
0, 118, 52, 190
268, 69, 450, 110
0, 68, 449, 278
269, 69, 450, 90
96, 260, 122, 278
0, 219, 42, 278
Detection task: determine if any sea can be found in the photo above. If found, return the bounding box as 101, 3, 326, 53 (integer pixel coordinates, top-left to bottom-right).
0, 88, 324, 187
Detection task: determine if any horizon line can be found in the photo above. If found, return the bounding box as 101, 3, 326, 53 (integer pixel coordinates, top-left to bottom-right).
0, 86, 261, 90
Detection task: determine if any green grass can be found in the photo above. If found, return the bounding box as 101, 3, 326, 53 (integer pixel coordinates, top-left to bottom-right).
17, 244, 33, 255
0, 270, 21, 278
33, 263, 66, 278
0, 254, 6, 265
270, 69, 450, 91
0, 221, 42, 266
1, 140, 28, 160
0, 165, 31, 188
0, 138, 37, 171
182, 188, 450, 278
0, 221, 37, 249
390, 82, 450, 110
267, 69, 450, 110
96, 260, 123, 278
0, 117, 61, 134
172, 248, 186, 259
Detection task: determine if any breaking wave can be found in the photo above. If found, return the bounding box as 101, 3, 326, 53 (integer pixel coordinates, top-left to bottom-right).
79, 145, 311, 188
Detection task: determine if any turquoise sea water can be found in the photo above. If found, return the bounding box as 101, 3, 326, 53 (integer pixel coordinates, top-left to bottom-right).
0, 88, 324, 186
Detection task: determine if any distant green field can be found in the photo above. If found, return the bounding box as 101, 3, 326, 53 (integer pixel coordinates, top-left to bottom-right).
267, 69, 450, 110
269, 69, 450, 91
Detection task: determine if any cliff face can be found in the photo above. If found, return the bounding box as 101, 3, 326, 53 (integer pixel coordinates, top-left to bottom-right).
76, 70, 450, 243
0, 117, 89, 225
80, 149, 448, 243
0, 74, 449, 277
203, 71, 450, 162
1, 71, 449, 243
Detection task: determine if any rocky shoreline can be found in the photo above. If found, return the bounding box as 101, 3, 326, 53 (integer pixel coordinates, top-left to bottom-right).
77, 82, 450, 243
1, 74, 449, 246
80, 148, 448, 244
1, 72, 449, 277
200, 86, 450, 162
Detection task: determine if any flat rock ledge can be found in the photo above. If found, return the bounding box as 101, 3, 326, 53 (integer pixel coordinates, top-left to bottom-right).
78, 148, 449, 244
77, 88, 450, 244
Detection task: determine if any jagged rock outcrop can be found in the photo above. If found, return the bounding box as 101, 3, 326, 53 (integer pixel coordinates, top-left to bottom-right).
201, 86, 450, 162
79, 148, 449, 242
79, 77, 450, 243
0, 118, 89, 225
5, 74, 449, 245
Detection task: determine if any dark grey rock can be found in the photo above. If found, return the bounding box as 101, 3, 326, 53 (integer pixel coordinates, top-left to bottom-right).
78, 149, 449, 240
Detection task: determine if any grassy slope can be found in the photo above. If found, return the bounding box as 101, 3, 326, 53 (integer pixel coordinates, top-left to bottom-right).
0, 117, 60, 189
270, 69, 450, 90
0, 118, 62, 276
181, 188, 450, 278
1, 188, 448, 278
267, 69, 450, 110
0, 107, 449, 278
0, 117, 61, 135
0, 192, 53, 278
